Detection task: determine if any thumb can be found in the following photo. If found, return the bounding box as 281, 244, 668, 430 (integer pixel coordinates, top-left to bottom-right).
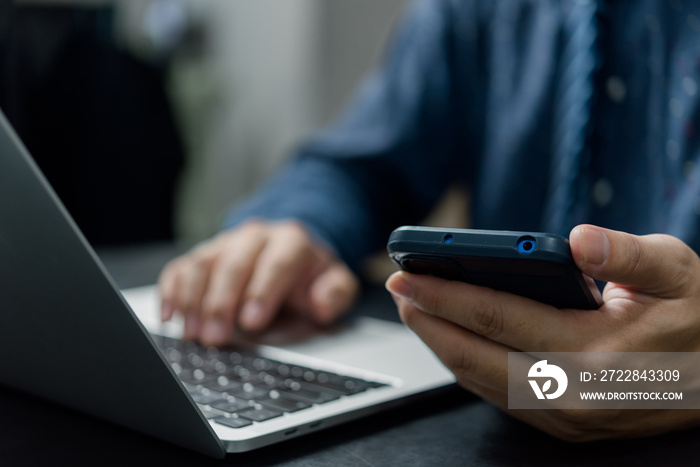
309, 261, 360, 325
569, 224, 696, 297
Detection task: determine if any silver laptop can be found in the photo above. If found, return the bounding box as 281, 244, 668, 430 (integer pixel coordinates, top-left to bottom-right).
0, 109, 454, 458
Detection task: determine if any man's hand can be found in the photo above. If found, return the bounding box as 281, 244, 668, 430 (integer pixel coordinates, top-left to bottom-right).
159, 220, 359, 346
386, 224, 700, 440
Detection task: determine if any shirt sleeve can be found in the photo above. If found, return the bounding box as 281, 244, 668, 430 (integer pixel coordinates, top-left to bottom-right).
223, 0, 469, 272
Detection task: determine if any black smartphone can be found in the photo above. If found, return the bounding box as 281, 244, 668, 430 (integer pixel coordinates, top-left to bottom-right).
387, 226, 603, 310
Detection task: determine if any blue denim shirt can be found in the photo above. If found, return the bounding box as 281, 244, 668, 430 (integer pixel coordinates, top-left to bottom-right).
225, 0, 700, 272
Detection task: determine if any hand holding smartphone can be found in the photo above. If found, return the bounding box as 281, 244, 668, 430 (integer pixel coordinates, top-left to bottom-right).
387, 226, 603, 310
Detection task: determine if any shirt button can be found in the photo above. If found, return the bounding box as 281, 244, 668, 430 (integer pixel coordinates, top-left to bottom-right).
606, 76, 627, 103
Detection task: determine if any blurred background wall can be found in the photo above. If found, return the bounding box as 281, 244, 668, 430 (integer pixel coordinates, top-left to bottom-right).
0, 0, 408, 246
160, 0, 408, 243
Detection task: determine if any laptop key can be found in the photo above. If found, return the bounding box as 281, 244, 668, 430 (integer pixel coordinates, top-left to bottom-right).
210, 399, 251, 413
198, 405, 226, 419
368, 381, 388, 389
261, 396, 312, 413
277, 387, 339, 405
213, 416, 253, 429
230, 383, 270, 400
178, 368, 216, 385
309, 378, 368, 395
202, 375, 244, 393
238, 407, 283, 422
190, 393, 223, 405
182, 381, 198, 393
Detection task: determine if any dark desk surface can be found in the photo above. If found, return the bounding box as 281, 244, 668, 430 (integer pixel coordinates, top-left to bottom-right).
2, 244, 699, 466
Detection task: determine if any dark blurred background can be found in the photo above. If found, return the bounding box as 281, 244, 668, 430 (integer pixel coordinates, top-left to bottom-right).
0, 1, 183, 245
0, 0, 435, 277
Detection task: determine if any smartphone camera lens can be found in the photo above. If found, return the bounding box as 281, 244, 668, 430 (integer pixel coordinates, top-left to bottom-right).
443, 234, 454, 244
517, 236, 536, 254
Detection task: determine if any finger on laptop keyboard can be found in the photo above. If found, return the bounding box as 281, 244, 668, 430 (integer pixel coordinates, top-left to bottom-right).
180, 250, 213, 314
308, 261, 360, 325
159, 240, 219, 339
238, 222, 333, 332
199, 223, 268, 345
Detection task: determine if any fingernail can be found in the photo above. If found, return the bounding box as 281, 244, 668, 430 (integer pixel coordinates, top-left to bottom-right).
316, 288, 338, 322
239, 300, 266, 331
183, 313, 201, 340
202, 318, 228, 345
161, 302, 173, 322
579, 228, 610, 265
386, 272, 413, 300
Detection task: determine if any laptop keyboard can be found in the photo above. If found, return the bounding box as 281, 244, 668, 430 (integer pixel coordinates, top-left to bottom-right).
152, 335, 387, 429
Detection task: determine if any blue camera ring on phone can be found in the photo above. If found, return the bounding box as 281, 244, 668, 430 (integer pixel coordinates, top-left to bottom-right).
517, 236, 537, 254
